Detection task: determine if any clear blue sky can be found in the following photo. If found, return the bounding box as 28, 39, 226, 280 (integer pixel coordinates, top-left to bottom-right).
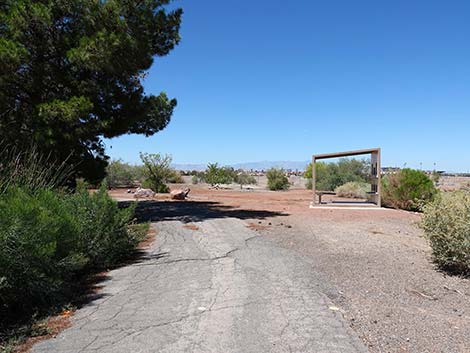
106, 0, 470, 172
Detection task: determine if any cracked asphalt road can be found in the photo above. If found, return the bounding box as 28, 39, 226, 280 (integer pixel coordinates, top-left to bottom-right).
32, 217, 368, 353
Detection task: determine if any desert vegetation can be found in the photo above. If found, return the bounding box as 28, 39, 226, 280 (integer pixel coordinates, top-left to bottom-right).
266, 168, 290, 191
139, 153, 183, 193
0, 148, 148, 348
106, 160, 145, 188
304, 158, 370, 191
381, 168, 437, 211
335, 181, 370, 199
193, 163, 257, 189
421, 190, 470, 275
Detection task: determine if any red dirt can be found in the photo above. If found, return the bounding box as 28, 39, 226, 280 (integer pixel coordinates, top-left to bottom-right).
14, 310, 73, 353
183, 224, 200, 231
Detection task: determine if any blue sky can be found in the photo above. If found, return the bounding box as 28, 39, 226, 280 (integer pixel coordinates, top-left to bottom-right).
106, 0, 470, 172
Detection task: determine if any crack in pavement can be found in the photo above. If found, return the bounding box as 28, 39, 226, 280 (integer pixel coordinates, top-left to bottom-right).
31, 218, 368, 353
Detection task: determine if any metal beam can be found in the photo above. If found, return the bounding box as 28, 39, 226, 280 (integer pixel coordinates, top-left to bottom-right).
313, 148, 380, 160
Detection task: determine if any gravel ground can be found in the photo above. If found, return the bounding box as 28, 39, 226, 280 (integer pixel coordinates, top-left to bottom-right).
257, 211, 470, 353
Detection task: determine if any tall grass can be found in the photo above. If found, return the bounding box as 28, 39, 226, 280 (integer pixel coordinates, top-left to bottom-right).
0, 145, 72, 194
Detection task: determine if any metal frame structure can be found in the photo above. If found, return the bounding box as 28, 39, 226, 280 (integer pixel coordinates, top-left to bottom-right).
312, 148, 381, 207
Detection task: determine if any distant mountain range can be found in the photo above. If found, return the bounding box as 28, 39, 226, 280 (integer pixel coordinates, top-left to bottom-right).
171, 161, 310, 172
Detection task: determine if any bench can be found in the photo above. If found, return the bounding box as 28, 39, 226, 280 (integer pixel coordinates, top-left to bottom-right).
316, 191, 336, 204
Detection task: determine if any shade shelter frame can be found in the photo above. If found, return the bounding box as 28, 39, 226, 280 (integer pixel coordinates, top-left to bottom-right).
311, 148, 381, 207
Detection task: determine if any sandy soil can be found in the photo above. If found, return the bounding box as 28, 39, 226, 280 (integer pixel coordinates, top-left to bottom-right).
109, 185, 470, 353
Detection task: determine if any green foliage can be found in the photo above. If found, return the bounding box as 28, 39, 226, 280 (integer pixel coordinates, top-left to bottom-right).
0, 183, 147, 323
0, 0, 182, 183
421, 191, 470, 275
266, 168, 290, 191
167, 170, 184, 184
139, 153, 181, 193
304, 158, 370, 191
382, 169, 437, 211
106, 160, 143, 188
335, 182, 370, 199
203, 163, 235, 185
234, 171, 257, 188
191, 175, 199, 184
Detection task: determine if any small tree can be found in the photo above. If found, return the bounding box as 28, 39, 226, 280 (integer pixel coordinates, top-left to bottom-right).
204, 163, 234, 186
139, 153, 175, 193
234, 171, 257, 189
266, 168, 290, 191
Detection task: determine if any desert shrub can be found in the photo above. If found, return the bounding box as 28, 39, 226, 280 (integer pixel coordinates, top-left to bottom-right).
234, 171, 257, 188
304, 158, 370, 191
167, 170, 184, 184
139, 152, 179, 193
0, 183, 147, 324
421, 191, 470, 275
266, 168, 289, 191
106, 159, 135, 188
382, 169, 437, 211
67, 183, 143, 268
335, 182, 369, 199
191, 175, 199, 184
203, 163, 234, 185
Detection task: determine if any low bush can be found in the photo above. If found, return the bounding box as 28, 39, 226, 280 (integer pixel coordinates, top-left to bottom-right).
421, 191, 470, 275
106, 160, 144, 188
234, 172, 257, 188
381, 169, 437, 211
335, 181, 369, 199
266, 168, 289, 191
167, 170, 184, 184
0, 183, 147, 325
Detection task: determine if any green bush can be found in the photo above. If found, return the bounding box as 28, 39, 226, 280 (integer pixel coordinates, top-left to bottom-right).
0, 183, 147, 323
203, 163, 235, 185
167, 170, 184, 184
234, 171, 257, 188
266, 168, 289, 191
304, 158, 370, 191
382, 169, 437, 211
106, 159, 143, 188
421, 191, 470, 275
335, 182, 369, 199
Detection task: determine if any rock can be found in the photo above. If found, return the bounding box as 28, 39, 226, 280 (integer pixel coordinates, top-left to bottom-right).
170, 188, 190, 200
134, 187, 155, 198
